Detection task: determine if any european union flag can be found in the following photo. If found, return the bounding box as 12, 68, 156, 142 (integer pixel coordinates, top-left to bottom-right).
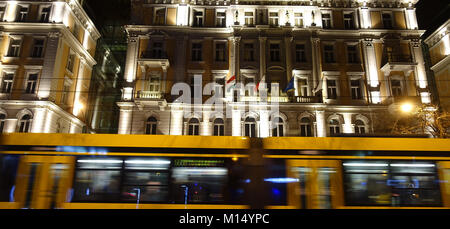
284, 77, 295, 92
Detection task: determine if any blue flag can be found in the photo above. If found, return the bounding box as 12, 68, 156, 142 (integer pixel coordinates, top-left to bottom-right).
284, 77, 295, 92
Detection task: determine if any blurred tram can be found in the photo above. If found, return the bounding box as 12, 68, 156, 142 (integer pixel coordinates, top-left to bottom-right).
0, 133, 450, 209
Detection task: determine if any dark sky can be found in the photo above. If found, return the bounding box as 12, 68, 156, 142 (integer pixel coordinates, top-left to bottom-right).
416, 0, 450, 37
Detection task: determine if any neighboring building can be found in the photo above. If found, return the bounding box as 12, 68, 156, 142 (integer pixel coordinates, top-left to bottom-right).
0, 0, 100, 134
424, 19, 450, 112
117, 0, 433, 137
85, 40, 121, 133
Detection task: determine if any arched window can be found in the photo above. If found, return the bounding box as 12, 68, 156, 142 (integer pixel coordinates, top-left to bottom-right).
188, 118, 200, 135
213, 118, 224, 136
272, 117, 284, 137
300, 117, 312, 137
0, 113, 5, 133
244, 117, 256, 137
355, 120, 366, 135
18, 114, 32, 133
329, 119, 340, 136
145, 117, 157, 135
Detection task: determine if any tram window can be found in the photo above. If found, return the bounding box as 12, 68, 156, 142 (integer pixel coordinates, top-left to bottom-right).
171, 167, 228, 204
124, 158, 170, 170
121, 172, 169, 202
73, 170, 121, 202
76, 158, 123, 169
0, 155, 19, 202
343, 160, 441, 207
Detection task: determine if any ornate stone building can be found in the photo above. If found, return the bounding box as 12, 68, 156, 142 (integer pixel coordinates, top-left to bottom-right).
0, 0, 100, 133
118, 0, 432, 137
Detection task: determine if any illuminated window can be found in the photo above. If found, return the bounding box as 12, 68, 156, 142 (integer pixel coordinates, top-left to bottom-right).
269, 12, 279, 26
326, 79, 338, 99
350, 79, 362, 100
25, 73, 38, 94
354, 120, 366, 135
31, 39, 45, 58
391, 79, 403, 97
216, 11, 226, 27
244, 11, 254, 26
188, 118, 200, 135
213, 118, 225, 136
18, 114, 32, 133
145, 117, 157, 135
148, 72, 161, 92
297, 78, 308, 96
344, 12, 355, 29
39, 5, 51, 23
271, 117, 284, 137
8, 38, 22, 57
193, 9, 204, 27
329, 119, 340, 135
61, 77, 72, 105
322, 12, 331, 28
1, 73, 14, 94
300, 117, 312, 137
294, 12, 304, 27
244, 117, 256, 137
16, 5, 29, 22
154, 8, 166, 25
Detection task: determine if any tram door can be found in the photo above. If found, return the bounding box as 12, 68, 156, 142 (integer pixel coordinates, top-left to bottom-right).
14, 156, 75, 209
287, 160, 344, 209
438, 162, 450, 207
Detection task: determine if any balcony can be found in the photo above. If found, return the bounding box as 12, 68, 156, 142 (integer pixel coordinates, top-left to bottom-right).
137, 91, 164, 99
139, 51, 168, 60
291, 96, 322, 103
381, 54, 416, 76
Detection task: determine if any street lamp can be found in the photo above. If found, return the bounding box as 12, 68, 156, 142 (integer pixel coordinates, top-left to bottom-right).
391, 102, 417, 134
400, 103, 414, 113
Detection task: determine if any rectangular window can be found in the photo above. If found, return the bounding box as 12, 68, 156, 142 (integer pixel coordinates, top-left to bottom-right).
215, 42, 226, 62
152, 42, 163, 58
25, 73, 38, 94
216, 11, 226, 27
344, 12, 355, 29
391, 79, 402, 97
327, 79, 337, 99
350, 79, 362, 100
193, 10, 204, 27
17, 5, 28, 22
155, 8, 166, 25
8, 38, 22, 57
191, 43, 202, 61
343, 160, 441, 207
31, 39, 45, 58
324, 45, 335, 63
244, 43, 255, 62
295, 44, 307, 63
297, 78, 308, 96
149, 72, 161, 92
244, 11, 254, 26
61, 78, 71, 105
39, 6, 51, 23
269, 12, 279, 26
270, 43, 281, 62
214, 77, 225, 97
322, 13, 331, 28
213, 123, 225, 136
382, 13, 393, 29
294, 12, 304, 27
73, 23, 80, 39
0, 5, 6, 21
347, 45, 358, 63
1, 73, 14, 94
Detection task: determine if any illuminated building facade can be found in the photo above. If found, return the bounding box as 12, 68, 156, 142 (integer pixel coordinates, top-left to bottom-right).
118, 0, 432, 137
424, 19, 450, 112
0, 0, 100, 133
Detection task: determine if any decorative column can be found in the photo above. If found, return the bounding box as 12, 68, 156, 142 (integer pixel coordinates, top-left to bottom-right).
232, 109, 241, 136
342, 113, 355, 134
123, 34, 139, 101
169, 106, 184, 135
31, 107, 47, 133
359, 6, 371, 29
234, 36, 241, 81
259, 110, 269, 138
3, 119, 18, 133
117, 102, 134, 134
362, 39, 381, 104
411, 40, 431, 103
73, 58, 86, 116
201, 110, 212, 136
315, 110, 326, 137
259, 37, 267, 82
405, 6, 418, 30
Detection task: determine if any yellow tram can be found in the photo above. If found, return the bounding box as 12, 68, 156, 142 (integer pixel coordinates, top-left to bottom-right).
0, 133, 449, 209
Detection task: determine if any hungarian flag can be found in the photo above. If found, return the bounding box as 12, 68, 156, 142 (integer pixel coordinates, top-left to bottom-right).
255, 75, 266, 92
226, 75, 236, 92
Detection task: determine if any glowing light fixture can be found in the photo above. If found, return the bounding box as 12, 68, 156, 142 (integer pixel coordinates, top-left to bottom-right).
400, 103, 414, 113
